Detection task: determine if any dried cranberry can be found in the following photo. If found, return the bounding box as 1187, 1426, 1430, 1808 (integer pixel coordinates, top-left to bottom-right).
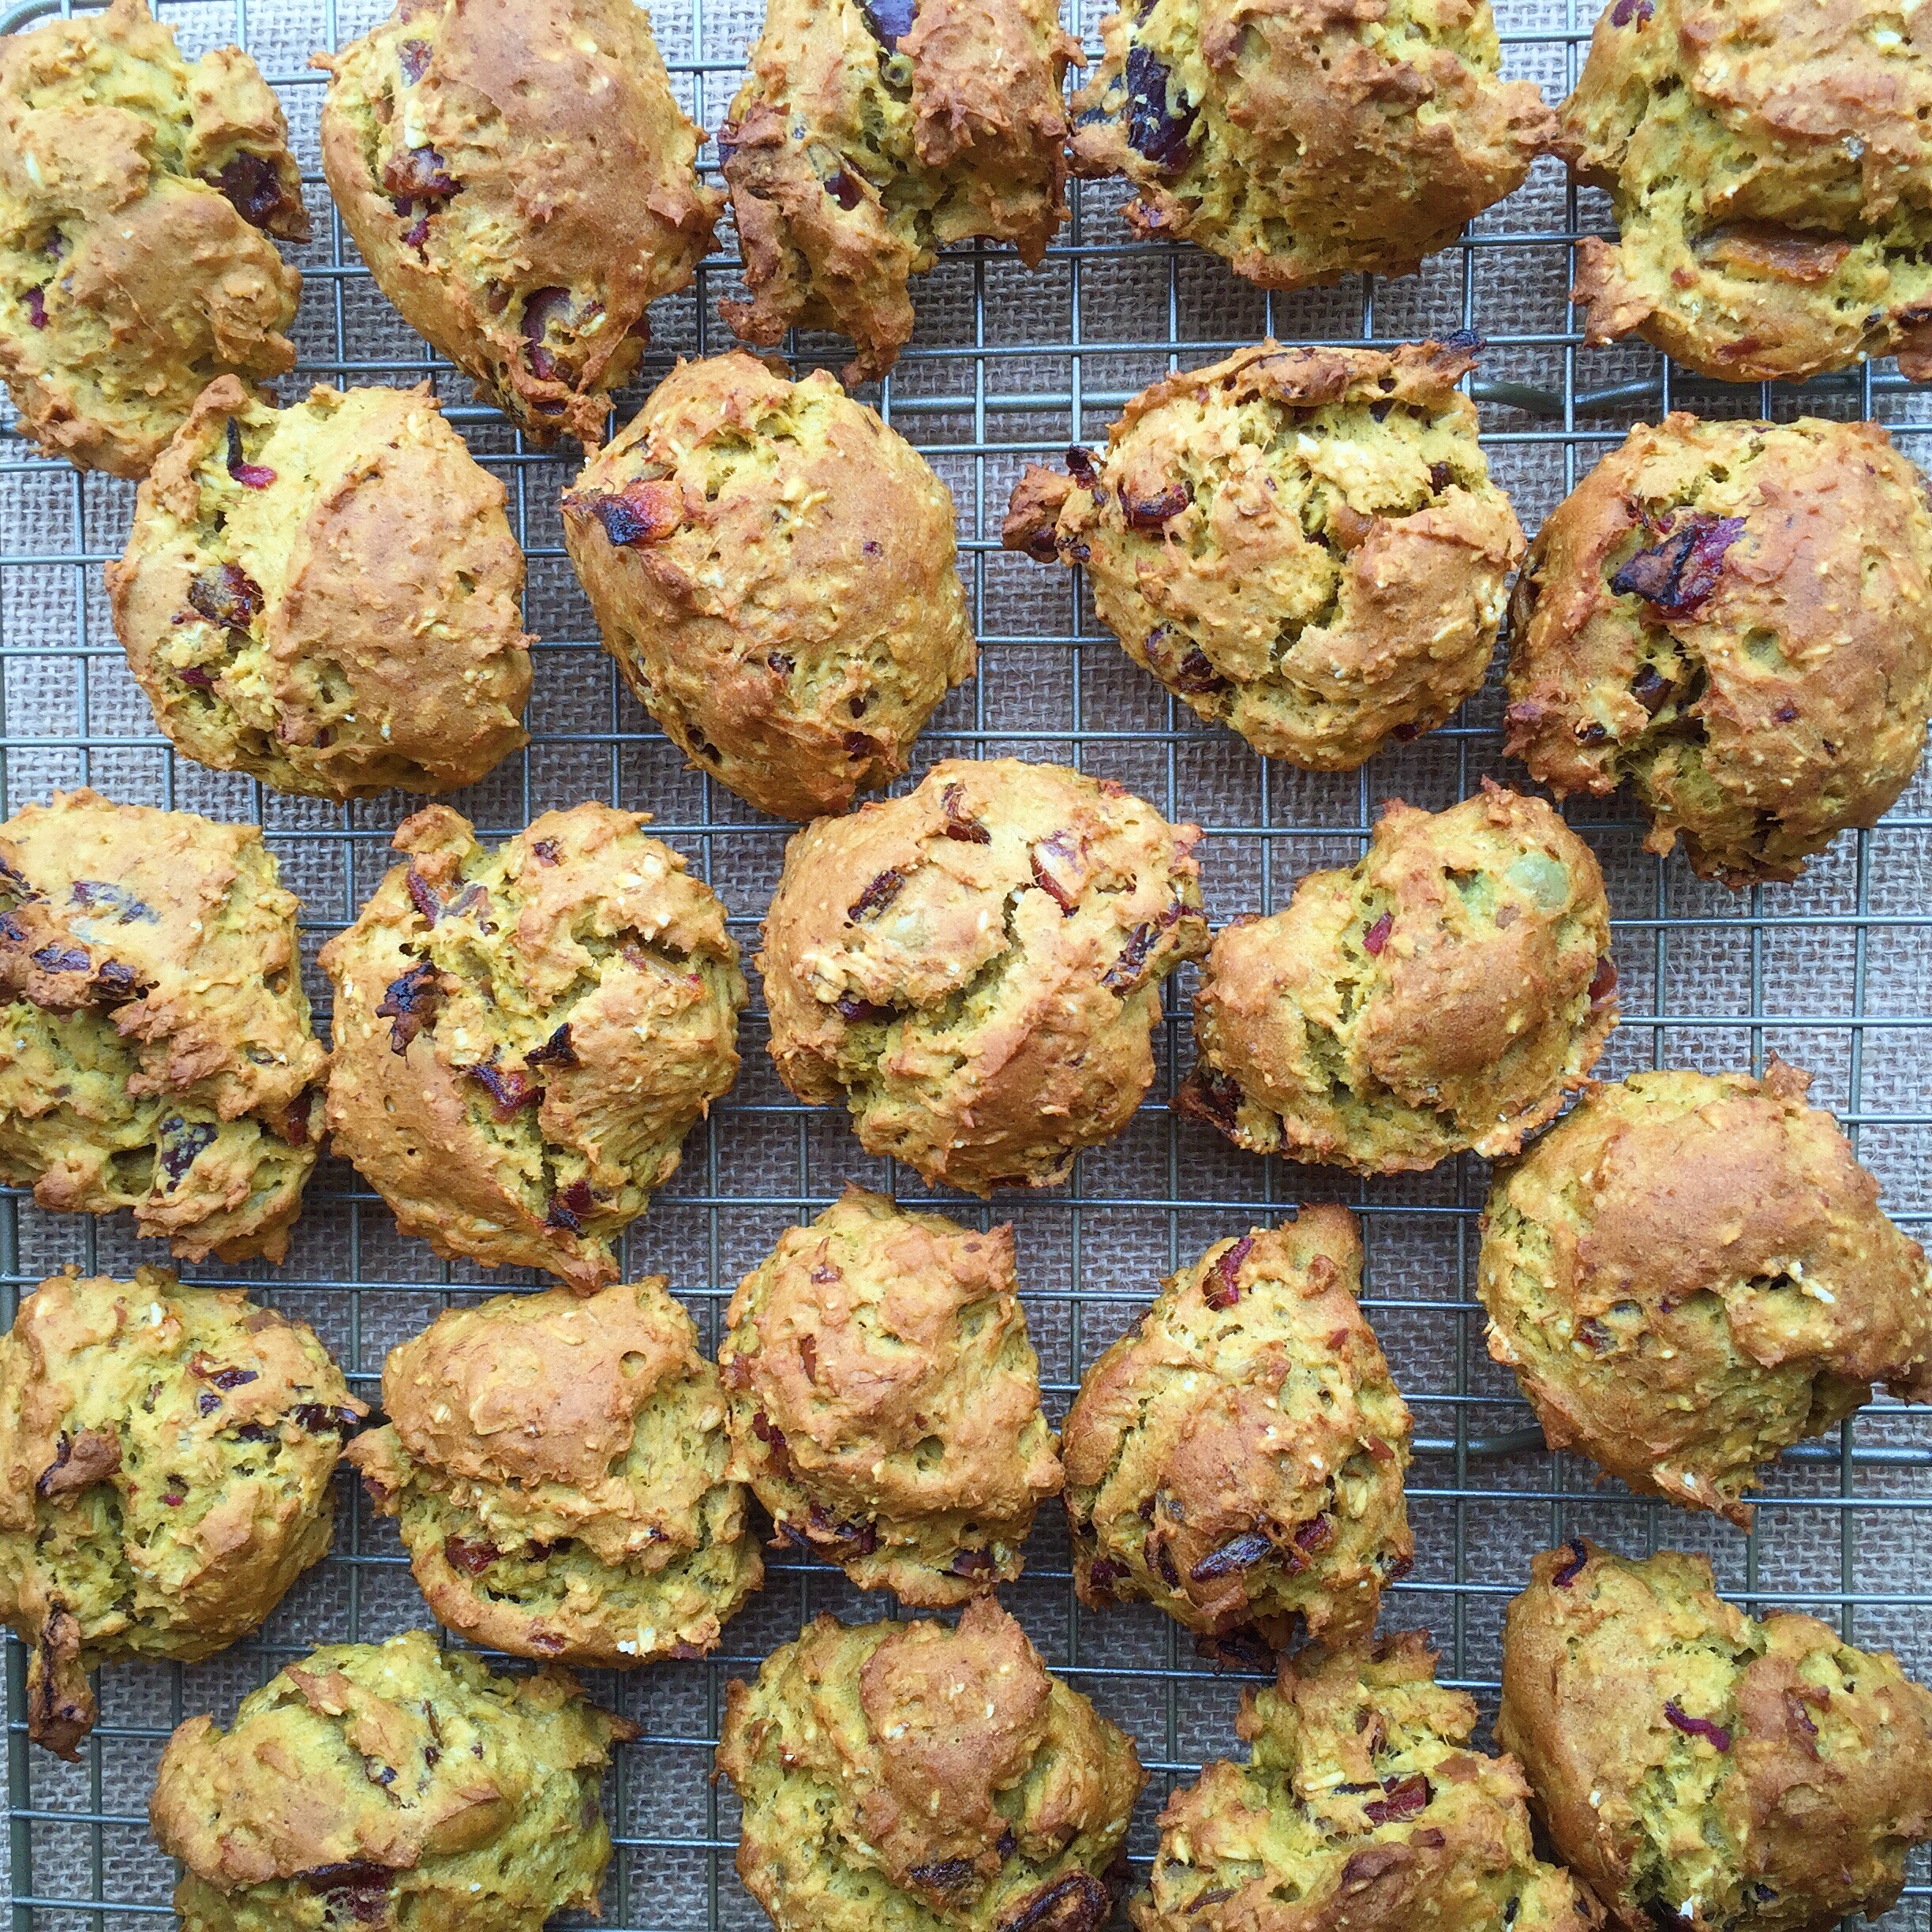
1151, 1539, 1180, 1587
1575, 720, 1609, 745
575, 478, 683, 548
767, 653, 795, 678
949, 1548, 997, 1579
198, 1391, 220, 1416
1102, 908, 1179, 991
189, 1353, 258, 1391
545, 1178, 597, 1231
1773, 702, 1799, 724
376, 961, 442, 1053
1087, 1556, 1128, 1597
1123, 480, 1192, 530
797, 1333, 818, 1381
1189, 1526, 1273, 1582
1029, 831, 1084, 914
382, 143, 456, 201
211, 152, 291, 230
224, 417, 275, 488
525, 1023, 577, 1069
406, 869, 444, 923
1065, 445, 1101, 489
69, 880, 154, 923
1631, 664, 1672, 713
157, 1118, 217, 1184
397, 36, 431, 81
466, 1059, 537, 1120
1610, 0, 1653, 21
1181, 1067, 1243, 1133
1170, 645, 1228, 697
300, 1863, 395, 1924
186, 561, 263, 632
1294, 1512, 1335, 1554
1428, 462, 1453, 492
1193, 1630, 1275, 1673
835, 994, 893, 1022
1784, 1689, 1822, 1757
290, 1404, 361, 1433
1002, 1870, 1109, 1932
178, 666, 216, 688
531, 838, 561, 866
24, 286, 46, 329
1122, 43, 1196, 178
1588, 956, 1618, 1009
1362, 1773, 1431, 1825
442, 1536, 497, 1576
521, 285, 572, 380
860, 0, 915, 41
908, 1857, 976, 1894
1363, 912, 1393, 956
941, 781, 992, 843
822, 168, 864, 209
1611, 513, 1744, 614
31, 942, 89, 975
399, 208, 430, 249
807, 1502, 878, 1554
1204, 1234, 1254, 1311
847, 867, 906, 922
1664, 1700, 1732, 1750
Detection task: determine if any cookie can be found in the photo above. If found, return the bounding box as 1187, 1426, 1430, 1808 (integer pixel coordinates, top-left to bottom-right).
151, 1627, 635, 1932
1478, 1060, 1932, 1526
560, 353, 975, 821
716, 1598, 1146, 1932
1505, 414, 1932, 886
1061, 1210, 1412, 1648
0, 1267, 362, 1759
1002, 341, 1523, 769
1500, 1540, 1932, 1932
719, 1185, 1061, 1604
109, 376, 531, 800
720, 0, 1080, 384
347, 1275, 760, 1665
0, 0, 305, 477
1136, 1631, 1595, 1932
0, 789, 326, 1263
1066, 0, 1553, 291
1181, 784, 1616, 1174
322, 803, 745, 1291
1559, 0, 1932, 382
758, 757, 1208, 1193
316, 0, 719, 445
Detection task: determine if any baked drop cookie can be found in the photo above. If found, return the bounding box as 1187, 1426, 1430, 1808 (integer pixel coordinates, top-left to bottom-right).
109, 376, 532, 799
316, 0, 719, 444
720, 0, 1080, 384
560, 354, 975, 821
717, 1599, 1146, 1932
0, 790, 326, 1262
321, 803, 745, 1290
719, 1185, 1061, 1603
758, 757, 1207, 1193
1003, 341, 1523, 769
1061, 1211, 1413, 1647
0, 1267, 362, 1758
1181, 785, 1616, 1172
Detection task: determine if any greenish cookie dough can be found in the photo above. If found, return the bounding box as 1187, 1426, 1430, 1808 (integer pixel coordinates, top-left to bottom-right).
1061, 1210, 1413, 1648
109, 376, 532, 800
0, 0, 305, 476
1500, 1540, 1932, 1932
716, 1598, 1146, 1932
1136, 1631, 1594, 1932
758, 757, 1208, 1193
1067, 0, 1553, 291
1479, 1061, 1932, 1525
316, 0, 720, 445
560, 353, 975, 822
321, 803, 746, 1291
0, 788, 328, 1263
348, 1275, 760, 1665
1182, 784, 1616, 1173
0, 1266, 363, 1758
150, 1627, 634, 1932
720, 1185, 1061, 1604
1002, 341, 1523, 769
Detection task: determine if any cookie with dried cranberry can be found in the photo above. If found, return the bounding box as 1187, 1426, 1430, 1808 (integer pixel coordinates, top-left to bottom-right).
1500, 1541, 1932, 1932
320, 802, 746, 1291
720, 0, 1080, 385
1136, 1632, 1596, 1932
1066, 0, 1552, 293
719, 1185, 1061, 1604
717, 1598, 1146, 1932
316, 0, 720, 446
1181, 785, 1616, 1174
1505, 414, 1932, 886
1061, 1210, 1413, 1649
1478, 1061, 1932, 1526
0, 790, 326, 1263
560, 353, 975, 821
757, 757, 1208, 1193
1002, 341, 1523, 769
109, 376, 531, 800
0, 1267, 364, 1758
347, 1275, 760, 1666
0, 0, 305, 477
1558, 0, 1932, 383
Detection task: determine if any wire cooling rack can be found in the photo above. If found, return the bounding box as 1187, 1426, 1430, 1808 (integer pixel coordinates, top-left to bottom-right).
5, 0, 1932, 1926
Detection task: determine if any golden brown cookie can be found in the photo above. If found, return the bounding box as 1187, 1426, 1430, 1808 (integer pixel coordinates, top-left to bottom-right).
0, 789, 325, 1263
1181, 784, 1616, 1173
1505, 414, 1932, 886
109, 376, 531, 799
1136, 1632, 1597, 1932
1500, 1541, 1932, 1932
758, 756, 1208, 1193
716, 1599, 1147, 1932
347, 1276, 760, 1665
0, 1267, 363, 1758
1002, 341, 1523, 769
1061, 1211, 1413, 1648
1479, 1061, 1932, 1525
1067, 0, 1553, 291
320, 802, 746, 1290
720, 0, 1080, 384
560, 354, 975, 821
0, 0, 305, 476
1558, 0, 1932, 382
719, 1185, 1061, 1603
316, 0, 721, 445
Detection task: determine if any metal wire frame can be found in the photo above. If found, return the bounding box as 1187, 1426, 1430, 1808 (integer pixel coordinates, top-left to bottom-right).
2, 0, 1930, 1926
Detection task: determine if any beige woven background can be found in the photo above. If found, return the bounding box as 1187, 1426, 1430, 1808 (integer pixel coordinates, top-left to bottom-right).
2, 0, 1931, 1924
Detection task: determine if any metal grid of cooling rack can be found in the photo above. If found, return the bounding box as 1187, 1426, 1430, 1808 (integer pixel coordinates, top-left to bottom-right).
4, 0, 1932, 1926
